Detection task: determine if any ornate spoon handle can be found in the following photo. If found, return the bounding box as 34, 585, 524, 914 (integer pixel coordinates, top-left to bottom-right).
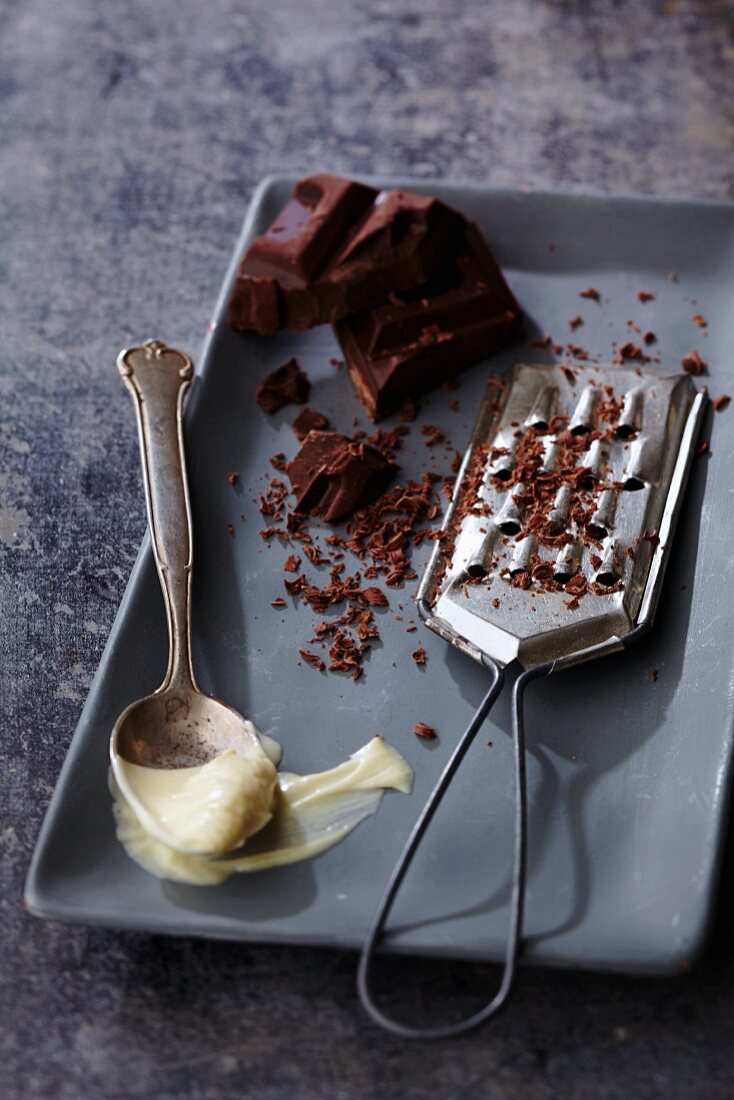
117, 339, 196, 693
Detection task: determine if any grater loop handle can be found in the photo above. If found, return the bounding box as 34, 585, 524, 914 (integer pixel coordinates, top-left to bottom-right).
357, 660, 553, 1039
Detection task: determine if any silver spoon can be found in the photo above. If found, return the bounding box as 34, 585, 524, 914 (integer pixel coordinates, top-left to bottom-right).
109, 339, 264, 854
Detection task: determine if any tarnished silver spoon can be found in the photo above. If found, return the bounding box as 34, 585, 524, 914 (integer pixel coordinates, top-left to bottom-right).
109, 340, 273, 855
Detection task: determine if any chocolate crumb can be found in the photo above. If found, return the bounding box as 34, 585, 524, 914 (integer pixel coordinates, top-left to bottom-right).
292, 407, 331, 441
226, 523, 234, 536
579, 287, 601, 301
413, 722, 437, 740
420, 424, 445, 447
299, 648, 326, 672
361, 586, 389, 607
569, 315, 583, 331
650, 668, 659, 683
397, 397, 417, 422
329, 357, 345, 369
696, 439, 710, 456
637, 291, 655, 303
669, 271, 678, 283
412, 647, 427, 666
616, 342, 651, 364
681, 350, 707, 375
692, 314, 708, 328
712, 394, 731, 412
256, 358, 310, 413
643, 331, 657, 346
271, 597, 287, 608
228, 472, 240, 486
529, 334, 553, 349
283, 554, 301, 573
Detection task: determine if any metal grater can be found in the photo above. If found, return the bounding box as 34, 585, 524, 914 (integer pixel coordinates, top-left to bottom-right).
417, 361, 706, 671
358, 361, 706, 1040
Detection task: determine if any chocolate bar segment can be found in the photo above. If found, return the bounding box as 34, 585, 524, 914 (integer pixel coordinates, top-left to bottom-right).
286, 430, 397, 522
227, 174, 465, 336
334, 223, 523, 421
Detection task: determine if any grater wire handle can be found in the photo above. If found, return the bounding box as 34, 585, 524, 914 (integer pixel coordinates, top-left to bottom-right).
357, 659, 553, 1039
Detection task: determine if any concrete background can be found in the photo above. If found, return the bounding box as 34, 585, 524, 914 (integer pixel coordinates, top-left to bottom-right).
2, 1, 733, 1097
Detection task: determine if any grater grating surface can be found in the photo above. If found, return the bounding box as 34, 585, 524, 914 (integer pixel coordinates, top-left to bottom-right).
417, 362, 706, 670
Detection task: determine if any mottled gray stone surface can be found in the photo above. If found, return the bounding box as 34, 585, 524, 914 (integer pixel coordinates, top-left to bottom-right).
2, 1, 734, 1097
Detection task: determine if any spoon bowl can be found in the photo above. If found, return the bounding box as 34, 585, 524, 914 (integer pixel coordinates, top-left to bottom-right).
112, 691, 261, 771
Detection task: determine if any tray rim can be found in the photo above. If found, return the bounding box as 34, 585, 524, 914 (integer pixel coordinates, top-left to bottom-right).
24, 177, 734, 976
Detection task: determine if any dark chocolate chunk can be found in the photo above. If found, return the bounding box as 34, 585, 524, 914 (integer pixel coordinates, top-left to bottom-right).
292, 407, 331, 440
227, 174, 465, 335
255, 358, 310, 413
286, 430, 397, 522
334, 223, 523, 421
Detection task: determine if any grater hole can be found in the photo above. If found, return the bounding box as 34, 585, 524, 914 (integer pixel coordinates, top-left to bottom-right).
587, 522, 608, 540
466, 563, 487, 579
595, 569, 619, 587
570, 423, 592, 436
493, 468, 512, 482
554, 567, 574, 584
624, 476, 645, 491
615, 424, 637, 440
498, 519, 522, 536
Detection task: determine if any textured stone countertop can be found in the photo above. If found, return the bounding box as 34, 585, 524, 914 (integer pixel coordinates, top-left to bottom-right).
3, 1, 734, 1097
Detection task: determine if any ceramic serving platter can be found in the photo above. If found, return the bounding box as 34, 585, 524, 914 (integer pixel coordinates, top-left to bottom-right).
25, 178, 734, 974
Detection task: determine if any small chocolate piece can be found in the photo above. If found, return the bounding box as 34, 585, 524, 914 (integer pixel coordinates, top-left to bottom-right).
228, 174, 465, 335
286, 430, 397, 522
292, 407, 331, 440
681, 350, 707, 375
255, 358, 309, 413
334, 223, 523, 421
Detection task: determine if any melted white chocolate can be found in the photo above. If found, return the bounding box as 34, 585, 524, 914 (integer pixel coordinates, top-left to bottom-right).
111, 735, 412, 885
116, 742, 278, 856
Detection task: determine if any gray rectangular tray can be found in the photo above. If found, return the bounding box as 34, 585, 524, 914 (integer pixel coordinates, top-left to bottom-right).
25, 178, 734, 974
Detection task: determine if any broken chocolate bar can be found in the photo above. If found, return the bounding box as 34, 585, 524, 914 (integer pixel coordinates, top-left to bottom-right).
227, 174, 465, 335
286, 430, 397, 522
334, 223, 523, 421
255, 358, 310, 413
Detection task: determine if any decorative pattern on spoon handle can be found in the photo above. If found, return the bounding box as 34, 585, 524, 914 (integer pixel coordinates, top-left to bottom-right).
117, 339, 197, 693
